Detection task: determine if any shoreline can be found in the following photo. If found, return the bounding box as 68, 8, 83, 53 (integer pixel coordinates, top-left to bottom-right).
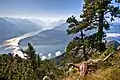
0, 30, 43, 58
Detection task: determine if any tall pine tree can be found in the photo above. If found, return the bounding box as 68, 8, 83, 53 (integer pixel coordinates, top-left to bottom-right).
81, 0, 120, 51
66, 16, 90, 60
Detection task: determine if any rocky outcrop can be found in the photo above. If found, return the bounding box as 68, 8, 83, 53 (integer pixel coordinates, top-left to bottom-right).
106, 40, 120, 49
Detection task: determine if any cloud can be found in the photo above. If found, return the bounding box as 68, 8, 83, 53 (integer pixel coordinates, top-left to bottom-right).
106, 33, 120, 38
48, 53, 52, 58
39, 53, 43, 56
55, 51, 62, 57
41, 56, 47, 60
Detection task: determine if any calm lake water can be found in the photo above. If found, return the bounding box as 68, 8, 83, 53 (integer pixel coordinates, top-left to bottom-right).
0, 25, 120, 59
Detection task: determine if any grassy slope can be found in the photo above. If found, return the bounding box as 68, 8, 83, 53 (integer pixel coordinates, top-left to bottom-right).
62, 51, 120, 80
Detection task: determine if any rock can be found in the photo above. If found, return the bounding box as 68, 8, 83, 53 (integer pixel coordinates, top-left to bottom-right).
106, 40, 120, 49
43, 76, 50, 80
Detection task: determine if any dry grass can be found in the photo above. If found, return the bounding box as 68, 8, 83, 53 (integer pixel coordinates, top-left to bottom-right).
62, 51, 120, 80
81, 66, 120, 80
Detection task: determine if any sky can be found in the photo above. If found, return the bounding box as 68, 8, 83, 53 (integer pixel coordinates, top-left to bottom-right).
0, 0, 83, 21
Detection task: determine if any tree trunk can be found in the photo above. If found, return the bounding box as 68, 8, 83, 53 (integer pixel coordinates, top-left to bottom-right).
80, 30, 87, 60
98, 12, 104, 51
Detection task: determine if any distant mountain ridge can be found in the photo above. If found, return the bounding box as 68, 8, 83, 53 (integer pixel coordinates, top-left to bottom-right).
0, 17, 43, 42
106, 22, 120, 33
52, 23, 68, 31
20, 22, 70, 46
4, 17, 42, 33
0, 18, 21, 42
19, 21, 73, 56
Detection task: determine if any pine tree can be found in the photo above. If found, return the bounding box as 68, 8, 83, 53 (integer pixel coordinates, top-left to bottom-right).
66, 16, 89, 60
24, 43, 36, 60
66, 0, 120, 61
23, 43, 37, 70
81, 0, 120, 51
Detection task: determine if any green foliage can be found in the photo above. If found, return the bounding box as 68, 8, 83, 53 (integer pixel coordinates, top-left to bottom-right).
0, 54, 37, 80
82, 0, 120, 48
0, 44, 64, 80
66, 37, 81, 52
23, 43, 36, 60
84, 33, 99, 49
66, 16, 81, 35
66, 15, 90, 60
66, 0, 120, 62
91, 46, 115, 60
101, 46, 115, 59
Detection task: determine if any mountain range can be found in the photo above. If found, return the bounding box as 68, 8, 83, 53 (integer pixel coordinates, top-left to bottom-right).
0, 17, 120, 56
19, 21, 120, 55
19, 22, 71, 46
0, 17, 45, 42
19, 21, 73, 56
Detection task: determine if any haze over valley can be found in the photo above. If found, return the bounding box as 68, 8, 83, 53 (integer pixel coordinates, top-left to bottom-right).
0, 17, 120, 59
0, 17, 71, 59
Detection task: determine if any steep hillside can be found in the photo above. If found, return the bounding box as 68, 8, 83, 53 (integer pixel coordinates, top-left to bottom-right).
62, 50, 120, 80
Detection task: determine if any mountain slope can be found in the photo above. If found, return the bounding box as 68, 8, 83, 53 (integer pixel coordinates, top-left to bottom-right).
0, 18, 21, 42
0, 17, 43, 42
19, 21, 72, 56
52, 23, 68, 31
20, 22, 70, 46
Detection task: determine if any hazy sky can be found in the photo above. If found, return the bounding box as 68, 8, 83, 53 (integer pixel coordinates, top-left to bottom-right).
0, 0, 83, 20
